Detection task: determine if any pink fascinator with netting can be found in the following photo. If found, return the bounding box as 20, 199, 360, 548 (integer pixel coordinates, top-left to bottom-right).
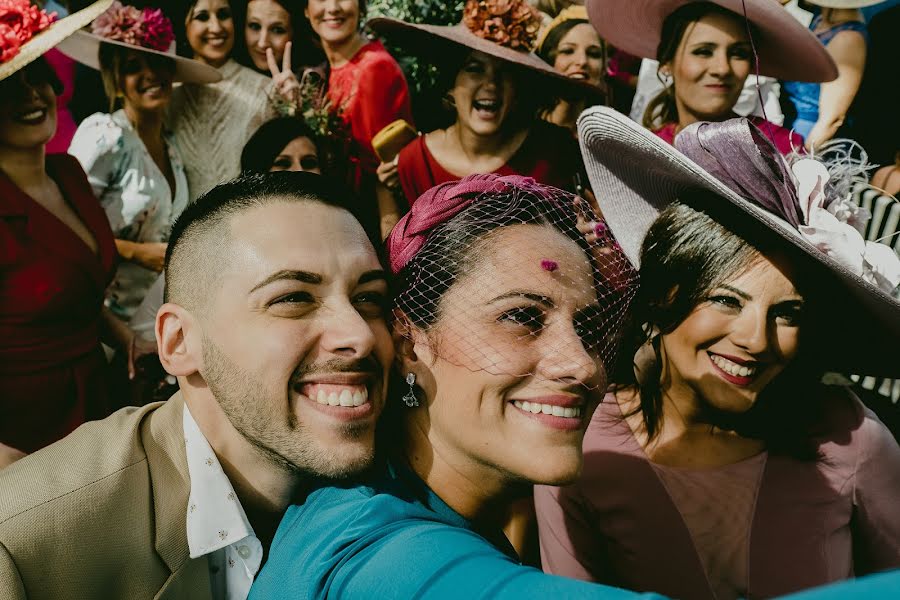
388, 174, 560, 274
388, 173, 640, 383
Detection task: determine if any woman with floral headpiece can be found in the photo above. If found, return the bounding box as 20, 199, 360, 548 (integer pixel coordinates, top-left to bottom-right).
535, 107, 900, 599
370, 0, 604, 219
0, 0, 136, 465
62, 1, 220, 325
587, 0, 836, 154
248, 174, 664, 598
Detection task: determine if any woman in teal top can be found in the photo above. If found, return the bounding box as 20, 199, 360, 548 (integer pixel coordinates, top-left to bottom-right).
249, 173, 652, 599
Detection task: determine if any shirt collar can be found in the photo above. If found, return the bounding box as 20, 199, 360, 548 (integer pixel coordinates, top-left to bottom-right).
183, 405, 256, 558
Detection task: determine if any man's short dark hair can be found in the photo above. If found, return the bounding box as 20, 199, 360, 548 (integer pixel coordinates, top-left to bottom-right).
164, 172, 381, 311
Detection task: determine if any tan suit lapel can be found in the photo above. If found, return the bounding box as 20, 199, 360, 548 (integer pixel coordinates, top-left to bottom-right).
142, 392, 212, 599
153, 555, 213, 600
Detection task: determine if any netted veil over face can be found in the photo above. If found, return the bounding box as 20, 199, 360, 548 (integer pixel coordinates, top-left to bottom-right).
387, 174, 639, 390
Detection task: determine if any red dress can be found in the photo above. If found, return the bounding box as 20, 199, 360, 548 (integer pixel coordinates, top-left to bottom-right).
398, 121, 585, 205
327, 40, 414, 190
0, 154, 117, 453
654, 116, 804, 155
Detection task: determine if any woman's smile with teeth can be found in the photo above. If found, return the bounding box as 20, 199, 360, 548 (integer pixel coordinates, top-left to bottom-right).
473, 99, 500, 112
709, 353, 758, 377
512, 400, 582, 418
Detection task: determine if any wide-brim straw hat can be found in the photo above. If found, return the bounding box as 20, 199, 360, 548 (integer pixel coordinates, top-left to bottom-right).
368, 17, 605, 100
57, 27, 220, 84
585, 0, 838, 83
578, 106, 899, 376
0, 0, 113, 83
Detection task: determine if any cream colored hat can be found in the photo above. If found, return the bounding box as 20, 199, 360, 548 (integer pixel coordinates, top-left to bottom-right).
0, 0, 112, 83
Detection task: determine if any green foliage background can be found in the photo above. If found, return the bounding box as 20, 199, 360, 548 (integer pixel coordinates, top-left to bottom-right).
367, 0, 465, 130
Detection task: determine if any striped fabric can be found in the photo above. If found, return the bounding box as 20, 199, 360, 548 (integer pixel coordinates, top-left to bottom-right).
850, 181, 900, 402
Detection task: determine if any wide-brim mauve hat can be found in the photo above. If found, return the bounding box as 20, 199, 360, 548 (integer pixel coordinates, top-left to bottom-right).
578, 106, 900, 376
805, 0, 884, 8
0, 0, 113, 83
585, 0, 838, 83
368, 0, 605, 100
57, 1, 220, 84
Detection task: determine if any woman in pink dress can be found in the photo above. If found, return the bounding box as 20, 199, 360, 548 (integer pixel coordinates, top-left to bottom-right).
535, 107, 900, 599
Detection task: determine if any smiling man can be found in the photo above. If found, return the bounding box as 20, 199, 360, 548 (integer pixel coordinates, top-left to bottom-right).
0, 172, 393, 600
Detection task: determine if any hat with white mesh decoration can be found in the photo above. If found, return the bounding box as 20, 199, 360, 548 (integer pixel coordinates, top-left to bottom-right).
387, 174, 640, 388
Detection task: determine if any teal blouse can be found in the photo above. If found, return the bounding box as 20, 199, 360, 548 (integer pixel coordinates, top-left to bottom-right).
250, 461, 663, 599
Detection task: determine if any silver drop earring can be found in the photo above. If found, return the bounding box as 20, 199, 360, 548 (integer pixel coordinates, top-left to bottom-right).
402, 372, 419, 407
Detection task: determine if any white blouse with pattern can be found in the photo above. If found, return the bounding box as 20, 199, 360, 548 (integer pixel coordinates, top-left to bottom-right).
69, 109, 188, 320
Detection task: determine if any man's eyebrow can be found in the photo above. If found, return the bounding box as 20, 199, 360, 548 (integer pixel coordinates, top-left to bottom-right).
358, 270, 388, 285
250, 270, 322, 293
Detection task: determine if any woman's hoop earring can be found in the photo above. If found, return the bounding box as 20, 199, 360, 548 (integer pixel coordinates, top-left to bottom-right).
402, 372, 419, 407
442, 93, 457, 111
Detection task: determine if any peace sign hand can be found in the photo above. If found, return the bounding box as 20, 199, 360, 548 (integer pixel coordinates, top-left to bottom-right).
268, 41, 301, 105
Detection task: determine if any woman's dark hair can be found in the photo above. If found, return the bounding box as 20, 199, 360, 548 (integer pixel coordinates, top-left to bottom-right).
173, 0, 245, 60
97, 43, 176, 111
240, 117, 321, 172
642, 2, 754, 130
536, 18, 588, 65
234, 0, 325, 73
430, 49, 558, 132
614, 200, 824, 459
0, 57, 64, 99
395, 190, 601, 332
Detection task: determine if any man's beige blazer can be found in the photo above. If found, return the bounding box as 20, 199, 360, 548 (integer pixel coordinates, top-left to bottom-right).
0, 393, 213, 599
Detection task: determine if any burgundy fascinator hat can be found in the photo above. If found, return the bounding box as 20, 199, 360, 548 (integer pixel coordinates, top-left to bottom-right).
368, 0, 605, 99
57, 0, 220, 83
578, 106, 900, 376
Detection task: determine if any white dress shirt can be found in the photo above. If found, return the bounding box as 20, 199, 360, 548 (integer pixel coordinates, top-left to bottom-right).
184, 406, 263, 600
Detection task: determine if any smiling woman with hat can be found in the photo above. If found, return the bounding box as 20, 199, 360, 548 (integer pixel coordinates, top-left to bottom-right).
586, 0, 837, 153
535, 106, 900, 599
0, 0, 141, 466
61, 1, 220, 326
370, 0, 605, 212
60, 1, 225, 407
